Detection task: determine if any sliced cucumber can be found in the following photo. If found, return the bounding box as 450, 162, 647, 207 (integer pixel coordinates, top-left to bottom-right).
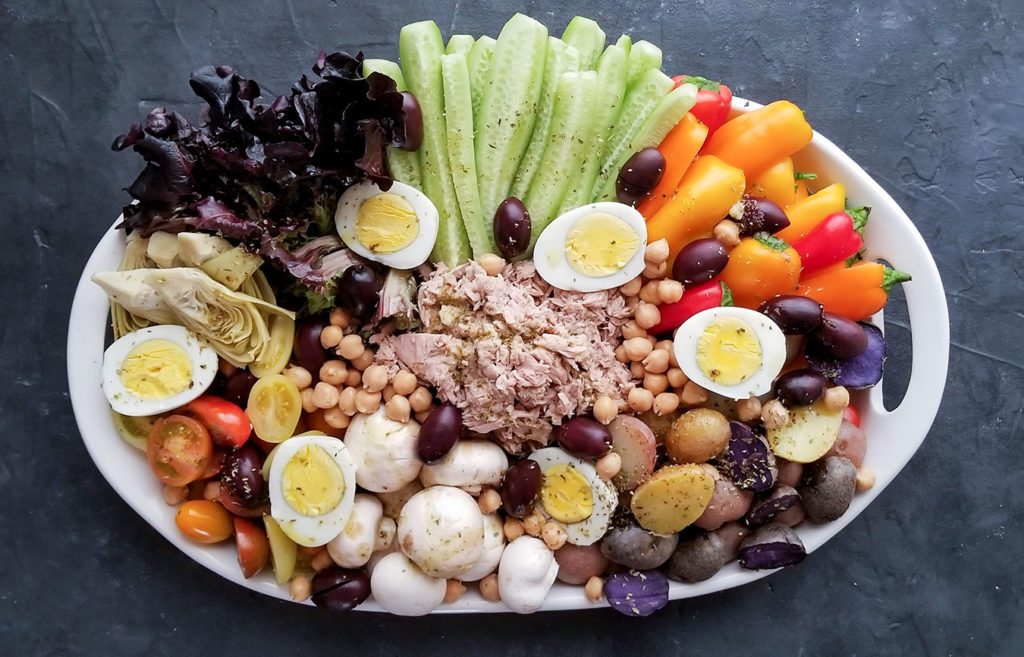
445, 33, 475, 55
558, 43, 628, 212
399, 21, 470, 265
362, 58, 422, 189
442, 52, 491, 257
591, 67, 674, 201
593, 82, 698, 201
474, 13, 549, 224
510, 38, 579, 201
467, 35, 496, 122
523, 70, 599, 250
626, 40, 663, 87
561, 16, 606, 70
615, 34, 632, 56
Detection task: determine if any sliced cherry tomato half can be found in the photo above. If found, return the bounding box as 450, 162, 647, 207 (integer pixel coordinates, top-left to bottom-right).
147, 415, 215, 487
234, 517, 271, 578
842, 404, 861, 427
246, 374, 302, 443
181, 395, 252, 448
175, 499, 233, 544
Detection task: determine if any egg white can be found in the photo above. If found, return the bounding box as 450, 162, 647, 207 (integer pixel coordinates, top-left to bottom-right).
527, 447, 617, 546
101, 324, 218, 417
268, 434, 357, 547
673, 306, 787, 400
533, 202, 648, 292
335, 179, 439, 270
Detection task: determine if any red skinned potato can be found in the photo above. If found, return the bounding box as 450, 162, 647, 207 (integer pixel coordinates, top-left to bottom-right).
825, 420, 867, 468
608, 415, 657, 491
694, 477, 754, 530
553, 543, 609, 585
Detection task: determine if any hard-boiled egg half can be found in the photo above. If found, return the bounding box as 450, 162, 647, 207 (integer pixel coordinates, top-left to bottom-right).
101, 325, 218, 417
267, 433, 357, 547
673, 307, 787, 400
335, 179, 439, 269
528, 447, 617, 546
534, 202, 647, 292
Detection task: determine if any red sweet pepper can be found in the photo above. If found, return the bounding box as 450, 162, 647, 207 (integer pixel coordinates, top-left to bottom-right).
791, 211, 864, 275
671, 75, 733, 138
649, 279, 733, 336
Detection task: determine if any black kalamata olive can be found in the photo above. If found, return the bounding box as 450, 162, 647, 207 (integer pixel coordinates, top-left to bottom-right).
556, 417, 612, 459
810, 312, 868, 359
311, 567, 371, 612
774, 369, 828, 406
759, 295, 824, 335
616, 148, 666, 206
500, 460, 543, 518
417, 403, 462, 463
293, 317, 329, 374
220, 445, 267, 505
493, 197, 532, 259
398, 92, 423, 151
737, 197, 790, 236
336, 265, 382, 321
224, 370, 258, 409
672, 237, 730, 284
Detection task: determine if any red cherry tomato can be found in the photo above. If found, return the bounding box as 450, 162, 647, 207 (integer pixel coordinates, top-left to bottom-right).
842, 404, 861, 427
147, 415, 215, 487
181, 395, 252, 448
175, 499, 234, 543
233, 517, 271, 578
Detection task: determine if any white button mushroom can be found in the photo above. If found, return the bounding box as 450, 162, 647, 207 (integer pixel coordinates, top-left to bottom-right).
344, 407, 422, 492
375, 480, 424, 518
397, 485, 484, 579
327, 494, 384, 568
456, 513, 506, 582
419, 440, 509, 493
375, 516, 397, 552
497, 536, 559, 614
369, 551, 446, 616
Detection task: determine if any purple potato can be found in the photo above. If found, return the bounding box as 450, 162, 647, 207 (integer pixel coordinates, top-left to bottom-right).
805, 322, 887, 389
799, 456, 857, 523
738, 523, 806, 569
600, 522, 679, 570
663, 531, 730, 583
745, 485, 801, 528
603, 569, 670, 617
720, 422, 778, 492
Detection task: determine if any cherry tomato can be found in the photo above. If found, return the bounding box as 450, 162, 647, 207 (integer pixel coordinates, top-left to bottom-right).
181, 395, 252, 448
147, 415, 215, 487
233, 517, 270, 578
842, 404, 861, 427
175, 499, 233, 543
246, 374, 302, 443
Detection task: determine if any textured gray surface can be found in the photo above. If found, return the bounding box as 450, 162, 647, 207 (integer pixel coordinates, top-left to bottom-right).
1, 0, 1021, 655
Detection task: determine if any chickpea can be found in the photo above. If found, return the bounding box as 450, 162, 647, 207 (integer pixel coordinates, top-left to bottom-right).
408, 386, 434, 413
593, 396, 618, 425
522, 512, 545, 537
585, 576, 604, 603
312, 381, 340, 410
680, 380, 709, 406
163, 485, 188, 506
329, 307, 351, 329
384, 395, 411, 423
639, 280, 663, 305
643, 348, 670, 374
856, 467, 876, 491
735, 396, 763, 423
713, 218, 741, 247
311, 550, 334, 571
644, 238, 670, 264
657, 279, 684, 304
634, 301, 662, 330
392, 370, 418, 396
823, 385, 851, 413
338, 334, 365, 360
666, 367, 688, 389
381, 384, 395, 402
624, 336, 654, 361
290, 575, 312, 602
320, 324, 343, 349
761, 399, 790, 430
478, 253, 506, 276
338, 386, 358, 415
653, 392, 680, 416
621, 320, 648, 340
349, 349, 375, 372
414, 409, 432, 423
477, 488, 502, 515
642, 260, 669, 280
354, 389, 382, 414
283, 365, 313, 391
300, 387, 318, 413
655, 339, 673, 352
444, 579, 468, 604
630, 361, 646, 379
323, 406, 351, 430
345, 369, 362, 388
541, 522, 568, 550
627, 387, 655, 413
596, 451, 622, 481
614, 344, 630, 363
319, 360, 347, 386
619, 277, 643, 297
644, 373, 669, 396
479, 574, 501, 602
503, 517, 525, 542
361, 364, 389, 393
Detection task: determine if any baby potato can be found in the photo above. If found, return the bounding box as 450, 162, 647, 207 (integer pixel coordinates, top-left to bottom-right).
630, 464, 715, 534
665, 408, 731, 464
766, 400, 843, 463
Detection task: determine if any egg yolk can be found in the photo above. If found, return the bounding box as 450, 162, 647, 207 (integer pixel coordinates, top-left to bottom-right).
355, 193, 419, 254
282, 445, 345, 517
540, 464, 594, 524
565, 212, 641, 277
118, 339, 193, 400
696, 316, 763, 385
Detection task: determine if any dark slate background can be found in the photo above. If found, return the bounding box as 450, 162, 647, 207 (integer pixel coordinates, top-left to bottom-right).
2, 1, 1020, 655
